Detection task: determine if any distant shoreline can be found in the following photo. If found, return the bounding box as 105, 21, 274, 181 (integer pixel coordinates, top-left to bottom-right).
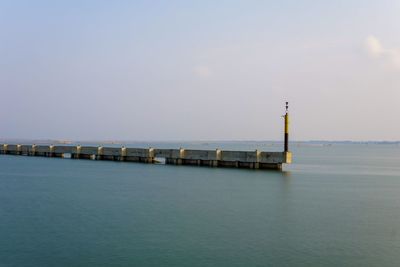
1, 139, 399, 145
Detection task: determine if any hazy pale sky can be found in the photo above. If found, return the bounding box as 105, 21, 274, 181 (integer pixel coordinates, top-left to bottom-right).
1, 0, 399, 141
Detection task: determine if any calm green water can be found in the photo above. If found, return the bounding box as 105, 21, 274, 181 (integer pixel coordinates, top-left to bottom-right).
0, 143, 399, 266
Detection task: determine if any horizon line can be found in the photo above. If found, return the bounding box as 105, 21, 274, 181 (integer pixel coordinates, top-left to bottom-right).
0, 138, 399, 144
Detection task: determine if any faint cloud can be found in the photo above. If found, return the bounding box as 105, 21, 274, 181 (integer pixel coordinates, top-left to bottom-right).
365, 35, 383, 57
365, 35, 400, 69
193, 65, 211, 78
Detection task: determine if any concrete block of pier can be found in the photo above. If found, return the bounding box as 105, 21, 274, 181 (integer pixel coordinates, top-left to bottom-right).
181, 149, 220, 166
154, 149, 185, 165
218, 150, 260, 168
6, 144, 19, 155
0, 144, 5, 154
75, 146, 98, 159
154, 149, 176, 159
221, 150, 258, 162
183, 149, 218, 160
99, 147, 122, 160
125, 148, 151, 157
125, 148, 154, 163
257, 151, 292, 170
20, 145, 30, 155
32, 145, 51, 156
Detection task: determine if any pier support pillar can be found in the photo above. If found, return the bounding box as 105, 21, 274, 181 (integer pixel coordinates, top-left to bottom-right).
2, 144, 8, 154
213, 149, 221, 167
71, 145, 82, 159
97, 146, 103, 160
16, 144, 22, 155
47, 145, 54, 157
120, 147, 127, 161
30, 145, 36, 156
144, 148, 155, 163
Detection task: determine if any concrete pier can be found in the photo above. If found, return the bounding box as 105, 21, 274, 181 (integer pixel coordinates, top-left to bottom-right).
0, 144, 292, 170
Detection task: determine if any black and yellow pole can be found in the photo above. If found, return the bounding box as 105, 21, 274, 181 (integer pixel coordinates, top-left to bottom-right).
284, 102, 289, 152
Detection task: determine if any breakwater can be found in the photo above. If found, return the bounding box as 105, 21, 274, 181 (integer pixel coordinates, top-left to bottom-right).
0, 144, 292, 170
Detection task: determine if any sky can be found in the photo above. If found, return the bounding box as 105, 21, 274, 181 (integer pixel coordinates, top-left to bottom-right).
1, 0, 399, 141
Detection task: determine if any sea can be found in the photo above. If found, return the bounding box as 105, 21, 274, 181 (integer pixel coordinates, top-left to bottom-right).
0, 141, 399, 267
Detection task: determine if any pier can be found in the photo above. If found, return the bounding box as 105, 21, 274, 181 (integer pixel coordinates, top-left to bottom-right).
0, 144, 291, 170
